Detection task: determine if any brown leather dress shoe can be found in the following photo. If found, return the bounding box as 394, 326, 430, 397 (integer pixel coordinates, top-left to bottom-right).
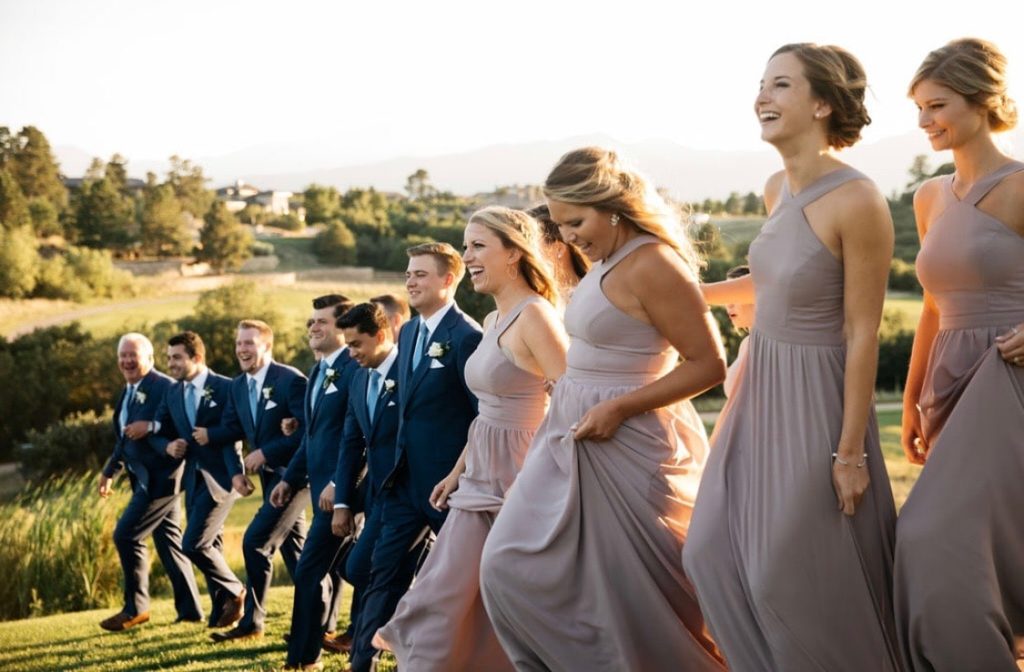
321, 631, 352, 654
99, 611, 150, 631
213, 592, 244, 628
210, 625, 263, 642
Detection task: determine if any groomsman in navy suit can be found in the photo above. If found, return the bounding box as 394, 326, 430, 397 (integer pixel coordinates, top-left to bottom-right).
194, 319, 308, 642
98, 333, 203, 631
333, 302, 423, 671
270, 294, 358, 670
148, 331, 246, 629
348, 243, 482, 672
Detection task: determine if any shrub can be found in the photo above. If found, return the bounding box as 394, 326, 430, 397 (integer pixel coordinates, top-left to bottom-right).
20, 409, 116, 481
250, 240, 275, 257
313, 219, 357, 265
888, 258, 922, 293
267, 213, 303, 231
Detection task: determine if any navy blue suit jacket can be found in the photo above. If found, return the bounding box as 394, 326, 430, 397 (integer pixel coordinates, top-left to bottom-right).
283, 349, 357, 499
206, 361, 307, 478
102, 368, 181, 498
149, 370, 243, 492
335, 355, 401, 512
385, 305, 481, 496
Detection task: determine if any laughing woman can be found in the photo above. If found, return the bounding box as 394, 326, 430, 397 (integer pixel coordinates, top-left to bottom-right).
682, 44, 902, 671
373, 206, 568, 672
895, 38, 1024, 672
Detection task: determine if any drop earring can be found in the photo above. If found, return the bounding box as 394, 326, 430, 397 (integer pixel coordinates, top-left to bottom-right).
610, 213, 620, 227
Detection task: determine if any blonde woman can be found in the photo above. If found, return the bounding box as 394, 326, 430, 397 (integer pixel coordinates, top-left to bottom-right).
480, 148, 728, 671
373, 207, 568, 671
895, 38, 1024, 671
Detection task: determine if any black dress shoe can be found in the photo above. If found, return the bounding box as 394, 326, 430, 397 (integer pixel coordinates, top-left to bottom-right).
213, 592, 244, 628
210, 625, 263, 642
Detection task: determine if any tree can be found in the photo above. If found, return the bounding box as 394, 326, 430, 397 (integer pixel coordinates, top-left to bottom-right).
27, 197, 62, 237
10, 126, 68, 211
167, 155, 214, 218
742, 191, 764, 215
197, 201, 252, 272
303, 184, 341, 224
72, 173, 136, 251
237, 202, 268, 228
723, 191, 743, 215
0, 226, 39, 298
104, 154, 129, 194
0, 168, 30, 230
405, 168, 436, 200
139, 173, 189, 256
313, 219, 357, 264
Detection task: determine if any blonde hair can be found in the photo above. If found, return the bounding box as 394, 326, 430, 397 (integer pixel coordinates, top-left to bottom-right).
467, 206, 558, 305
407, 242, 466, 282
909, 38, 1017, 132
237, 319, 274, 345
543, 147, 703, 273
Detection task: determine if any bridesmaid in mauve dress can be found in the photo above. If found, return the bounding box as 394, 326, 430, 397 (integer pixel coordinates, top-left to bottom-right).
682, 43, 902, 672
374, 206, 568, 672
480, 147, 728, 672
896, 38, 1024, 672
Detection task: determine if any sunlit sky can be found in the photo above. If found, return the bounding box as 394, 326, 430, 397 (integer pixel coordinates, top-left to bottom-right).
2, 0, 1022, 165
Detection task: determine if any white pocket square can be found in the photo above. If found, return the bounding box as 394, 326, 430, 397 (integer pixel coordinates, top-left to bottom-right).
265, 400, 279, 410
387, 400, 396, 407
325, 383, 338, 394
429, 359, 445, 369
208, 400, 218, 408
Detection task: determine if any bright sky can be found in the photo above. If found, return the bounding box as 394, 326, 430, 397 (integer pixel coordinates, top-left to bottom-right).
1, 0, 1022, 164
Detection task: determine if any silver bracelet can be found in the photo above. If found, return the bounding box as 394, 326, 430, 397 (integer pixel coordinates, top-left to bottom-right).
832, 452, 867, 468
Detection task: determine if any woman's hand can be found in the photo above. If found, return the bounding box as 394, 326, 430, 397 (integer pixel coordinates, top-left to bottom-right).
900, 405, 928, 465
572, 399, 626, 442
832, 452, 870, 516
996, 324, 1024, 367
430, 473, 461, 511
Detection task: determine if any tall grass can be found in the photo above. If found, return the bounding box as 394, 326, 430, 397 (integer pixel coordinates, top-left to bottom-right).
0, 472, 130, 620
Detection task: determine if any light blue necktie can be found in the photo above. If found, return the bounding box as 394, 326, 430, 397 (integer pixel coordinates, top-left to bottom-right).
366, 369, 381, 419
247, 377, 258, 424
185, 382, 197, 428
411, 322, 429, 371
119, 384, 135, 432
310, 359, 327, 412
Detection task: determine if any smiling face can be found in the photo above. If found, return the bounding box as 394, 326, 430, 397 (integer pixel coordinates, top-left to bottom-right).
405, 255, 451, 315
462, 221, 520, 296
912, 78, 990, 152
118, 339, 153, 384
546, 199, 620, 263
235, 327, 272, 375
307, 305, 343, 355
166, 344, 201, 381
342, 326, 391, 369
755, 51, 829, 148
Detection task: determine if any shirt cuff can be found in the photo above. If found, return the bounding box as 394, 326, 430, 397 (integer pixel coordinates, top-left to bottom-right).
333, 503, 350, 510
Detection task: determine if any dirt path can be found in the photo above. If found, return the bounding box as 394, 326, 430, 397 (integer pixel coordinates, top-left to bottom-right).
7, 293, 199, 339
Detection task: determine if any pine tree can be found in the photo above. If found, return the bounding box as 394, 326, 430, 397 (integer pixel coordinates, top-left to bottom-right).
197, 201, 252, 272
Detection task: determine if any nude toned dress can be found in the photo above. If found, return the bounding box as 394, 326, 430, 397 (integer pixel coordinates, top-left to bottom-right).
895, 161, 1024, 671
480, 235, 725, 672
683, 167, 902, 671
377, 297, 547, 672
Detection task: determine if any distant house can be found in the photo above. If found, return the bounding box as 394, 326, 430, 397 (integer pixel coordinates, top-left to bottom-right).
215, 179, 302, 220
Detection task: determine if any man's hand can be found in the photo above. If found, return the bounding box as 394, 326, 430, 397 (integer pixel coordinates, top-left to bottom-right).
269, 481, 293, 509
243, 449, 266, 473
232, 474, 254, 497
98, 475, 113, 498
166, 438, 188, 459
123, 420, 150, 440
281, 417, 299, 436
331, 508, 354, 538
192, 427, 210, 446
318, 483, 335, 513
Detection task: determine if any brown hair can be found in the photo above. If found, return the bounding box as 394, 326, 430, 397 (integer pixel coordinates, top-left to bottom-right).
468, 206, 559, 304
168, 331, 206, 360
526, 203, 590, 281
407, 242, 466, 282
370, 293, 411, 322
543, 147, 703, 274
909, 38, 1017, 132
772, 43, 872, 149
237, 319, 274, 344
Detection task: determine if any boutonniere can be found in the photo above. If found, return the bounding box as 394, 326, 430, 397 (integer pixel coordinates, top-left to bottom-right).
135, 390, 147, 405
427, 341, 450, 358
262, 386, 273, 401
323, 367, 339, 390
201, 386, 214, 402
383, 378, 396, 393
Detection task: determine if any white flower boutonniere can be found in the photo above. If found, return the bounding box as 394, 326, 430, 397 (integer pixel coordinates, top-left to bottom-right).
262, 386, 273, 401
323, 367, 339, 390
427, 342, 450, 358
383, 378, 396, 393
135, 390, 147, 405
201, 386, 214, 402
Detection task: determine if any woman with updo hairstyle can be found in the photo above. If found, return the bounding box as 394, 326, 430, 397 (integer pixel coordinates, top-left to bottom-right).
480, 147, 728, 671
682, 44, 902, 671
895, 37, 1024, 671
526, 203, 589, 305
373, 206, 568, 671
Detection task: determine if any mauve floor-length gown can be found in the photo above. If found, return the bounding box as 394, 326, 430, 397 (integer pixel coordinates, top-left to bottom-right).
377, 296, 548, 672
480, 234, 725, 672
683, 167, 902, 672
895, 161, 1024, 672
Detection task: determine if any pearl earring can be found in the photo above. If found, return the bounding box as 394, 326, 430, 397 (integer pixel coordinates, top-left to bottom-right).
610, 213, 620, 227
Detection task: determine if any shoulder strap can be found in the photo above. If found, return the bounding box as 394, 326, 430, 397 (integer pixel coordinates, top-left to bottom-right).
964, 160, 1024, 206
789, 167, 868, 208
494, 296, 543, 337
599, 234, 659, 277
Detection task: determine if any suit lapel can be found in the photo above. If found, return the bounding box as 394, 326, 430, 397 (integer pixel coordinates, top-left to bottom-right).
370, 358, 397, 439
305, 361, 319, 429
405, 311, 455, 404
353, 368, 371, 437
256, 365, 279, 435
397, 320, 417, 408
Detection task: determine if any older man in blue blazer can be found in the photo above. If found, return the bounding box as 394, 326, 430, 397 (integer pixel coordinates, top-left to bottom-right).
348, 243, 482, 672
195, 319, 308, 642
269, 294, 359, 670
149, 331, 246, 630
98, 332, 203, 632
